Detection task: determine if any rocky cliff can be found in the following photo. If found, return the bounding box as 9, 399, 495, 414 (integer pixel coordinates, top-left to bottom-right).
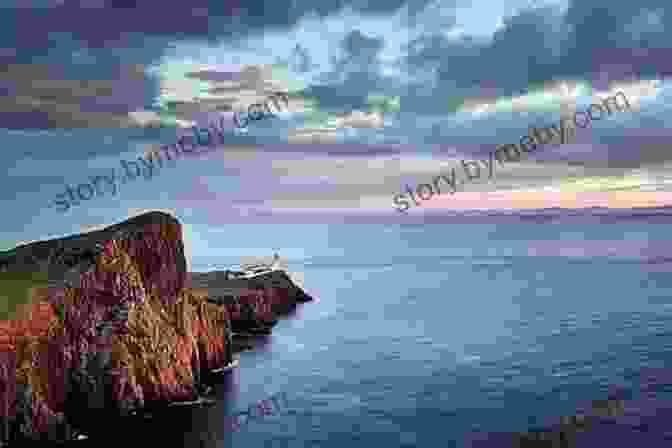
0, 211, 313, 445
189, 269, 313, 334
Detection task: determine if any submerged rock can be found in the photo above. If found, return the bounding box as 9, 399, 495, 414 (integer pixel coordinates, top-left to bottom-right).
467, 395, 671, 447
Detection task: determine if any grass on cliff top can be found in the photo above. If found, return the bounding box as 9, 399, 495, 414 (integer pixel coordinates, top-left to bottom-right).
0, 271, 51, 321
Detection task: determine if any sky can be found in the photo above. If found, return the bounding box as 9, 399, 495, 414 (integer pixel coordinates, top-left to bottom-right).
1, 0, 672, 260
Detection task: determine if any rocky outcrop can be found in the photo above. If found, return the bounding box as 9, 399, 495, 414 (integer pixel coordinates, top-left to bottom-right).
0, 211, 313, 445
189, 269, 313, 322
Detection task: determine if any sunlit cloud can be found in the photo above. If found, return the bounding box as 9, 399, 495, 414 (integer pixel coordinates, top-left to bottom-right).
456, 77, 663, 119
327, 110, 385, 128
458, 80, 591, 116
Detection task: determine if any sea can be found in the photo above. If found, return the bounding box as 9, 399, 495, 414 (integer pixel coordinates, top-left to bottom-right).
80, 211, 672, 447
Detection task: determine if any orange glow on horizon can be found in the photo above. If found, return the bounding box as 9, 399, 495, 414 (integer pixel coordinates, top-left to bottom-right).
422, 191, 672, 210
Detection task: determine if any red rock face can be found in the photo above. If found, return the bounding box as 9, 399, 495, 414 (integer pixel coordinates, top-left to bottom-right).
0, 211, 313, 443
235, 288, 275, 322
188, 269, 314, 327
0, 213, 223, 442
0, 351, 16, 431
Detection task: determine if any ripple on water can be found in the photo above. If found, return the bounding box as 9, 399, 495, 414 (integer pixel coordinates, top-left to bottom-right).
461, 355, 482, 363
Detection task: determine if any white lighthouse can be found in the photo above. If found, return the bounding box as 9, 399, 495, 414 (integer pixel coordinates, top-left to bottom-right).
559, 82, 576, 144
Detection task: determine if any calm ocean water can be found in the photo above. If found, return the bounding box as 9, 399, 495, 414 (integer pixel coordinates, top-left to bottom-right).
119, 215, 672, 447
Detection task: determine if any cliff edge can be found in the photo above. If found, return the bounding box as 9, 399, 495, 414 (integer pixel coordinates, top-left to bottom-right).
0, 211, 313, 444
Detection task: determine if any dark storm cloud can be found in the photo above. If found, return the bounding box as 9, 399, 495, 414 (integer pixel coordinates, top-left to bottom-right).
0, 0, 431, 128
3, 0, 431, 49
589, 48, 672, 91
0, 62, 154, 129
401, 1, 672, 114
299, 30, 404, 112
402, 6, 570, 101
3, 0, 671, 134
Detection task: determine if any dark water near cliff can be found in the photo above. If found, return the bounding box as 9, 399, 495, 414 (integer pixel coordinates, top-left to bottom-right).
117, 216, 672, 447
